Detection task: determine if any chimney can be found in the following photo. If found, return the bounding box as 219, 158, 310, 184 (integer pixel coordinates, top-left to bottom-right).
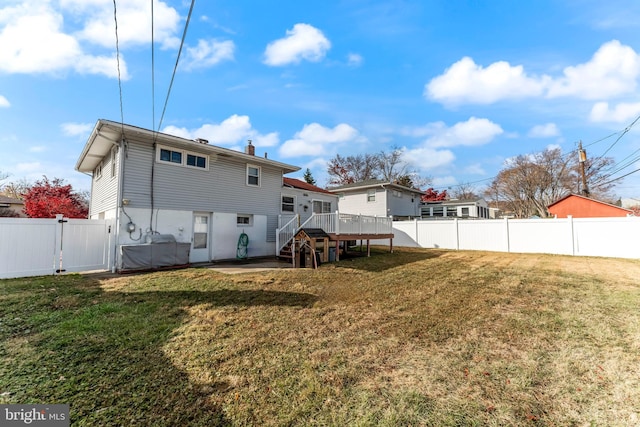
245, 139, 255, 156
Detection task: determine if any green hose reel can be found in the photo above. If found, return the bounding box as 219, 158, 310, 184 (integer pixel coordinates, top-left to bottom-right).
237, 232, 249, 259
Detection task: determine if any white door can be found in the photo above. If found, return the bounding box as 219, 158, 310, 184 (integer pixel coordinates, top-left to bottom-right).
191, 212, 211, 263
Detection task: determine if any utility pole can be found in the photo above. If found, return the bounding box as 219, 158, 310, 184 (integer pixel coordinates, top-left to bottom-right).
578, 141, 590, 197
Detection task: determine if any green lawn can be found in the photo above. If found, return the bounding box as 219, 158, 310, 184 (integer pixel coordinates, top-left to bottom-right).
1, 248, 639, 426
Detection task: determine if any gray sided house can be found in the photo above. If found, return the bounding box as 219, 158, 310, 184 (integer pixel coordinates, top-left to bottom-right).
76, 119, 300, 270
328, 180, 424, 220
281, 177, 338, 226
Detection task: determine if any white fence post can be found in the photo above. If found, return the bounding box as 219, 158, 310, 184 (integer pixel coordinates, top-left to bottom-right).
568, 215, 575, 256
54, 214, 65, 274
505, 217, 511, 253
454, 218, 460, 250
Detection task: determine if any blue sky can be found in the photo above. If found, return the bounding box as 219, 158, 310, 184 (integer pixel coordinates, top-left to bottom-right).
2, 0, 640, 198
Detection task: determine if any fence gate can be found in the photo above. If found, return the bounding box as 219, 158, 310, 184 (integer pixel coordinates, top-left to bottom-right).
0, 215, 114, 279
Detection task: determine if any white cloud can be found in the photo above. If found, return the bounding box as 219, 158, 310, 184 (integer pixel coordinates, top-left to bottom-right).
423, 117, 504, 148
61, 122, 93, 137
29, 146, 47, 153
0, 2, 127, 78
589, 101, 640, 123
528, 123, 560, 138
64, 0, 181, 49
183, 39, 235, 70
547, 40, 640, 99
403, 147, 456, 170
162, 115, 279, 147
0, 95, 9, 107
426, 40, 640, 106
264, 23, 331, 66
279, 123, 361, 158
425, 56, 547, 106
347, 53, 363, 67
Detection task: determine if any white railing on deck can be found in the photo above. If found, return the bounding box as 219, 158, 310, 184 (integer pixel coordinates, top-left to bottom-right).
300, 212, 393, 235
276, 215, 299, 253
300, 212, 336, 233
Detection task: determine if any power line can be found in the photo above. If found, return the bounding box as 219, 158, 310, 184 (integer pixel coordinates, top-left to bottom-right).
112, 0, 125, 136
156, 0, 196, 132
590, 114, 640, 166
599, 166, 640, 187
151, 0, 156, 133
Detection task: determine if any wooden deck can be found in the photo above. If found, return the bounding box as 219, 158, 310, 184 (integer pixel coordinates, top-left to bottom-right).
277, 213, 395, 266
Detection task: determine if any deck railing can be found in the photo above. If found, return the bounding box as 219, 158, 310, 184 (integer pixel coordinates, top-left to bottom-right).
299, 212, 393, 235
276, 215, 299, 253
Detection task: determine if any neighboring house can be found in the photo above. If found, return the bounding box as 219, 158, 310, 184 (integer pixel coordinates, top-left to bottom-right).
548, 194, 633, 218
620, 197, 640, 210
328, 179, 424, 220
421, 198, 491, 219
0, 195, 24, 217
281, 177, 338, 225
75, 119, 300, 269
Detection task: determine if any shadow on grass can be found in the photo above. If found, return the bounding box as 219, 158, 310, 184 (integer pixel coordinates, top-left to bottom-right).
331, 247, 443, 272
0, 276, 317, 426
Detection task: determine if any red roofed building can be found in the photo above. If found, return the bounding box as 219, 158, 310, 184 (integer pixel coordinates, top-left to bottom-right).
548, 194, 633, 218
281, 178, 338, 224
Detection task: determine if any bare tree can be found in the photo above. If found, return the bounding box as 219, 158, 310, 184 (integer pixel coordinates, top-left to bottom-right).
327, 153, 379, 185
485, 147, 616, 218
2, 178, 31, 199
451, 183, 479, 200
327, 147, 429, 188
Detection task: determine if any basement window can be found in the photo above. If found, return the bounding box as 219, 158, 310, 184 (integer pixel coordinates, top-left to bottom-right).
237, 214, 253, 226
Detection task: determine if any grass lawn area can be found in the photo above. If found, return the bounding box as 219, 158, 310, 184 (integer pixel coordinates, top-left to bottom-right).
1, 247, 639, 426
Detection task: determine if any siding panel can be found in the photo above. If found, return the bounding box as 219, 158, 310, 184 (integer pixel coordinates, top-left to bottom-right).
121, 139, 283, 215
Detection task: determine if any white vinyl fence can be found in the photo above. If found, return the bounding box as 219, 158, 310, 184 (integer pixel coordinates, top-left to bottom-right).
0, 215, 114, 279
382, 216, 640, 259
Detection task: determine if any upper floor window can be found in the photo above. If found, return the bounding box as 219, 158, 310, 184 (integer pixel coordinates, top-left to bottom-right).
111, 146, 118, 178
247, 165, 260, 186
367, 189, 376, 202
94, 162, 103, 180
157, 145, 207, 170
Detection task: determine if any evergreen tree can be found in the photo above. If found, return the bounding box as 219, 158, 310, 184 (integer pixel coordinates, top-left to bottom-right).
303, 168, 316, 185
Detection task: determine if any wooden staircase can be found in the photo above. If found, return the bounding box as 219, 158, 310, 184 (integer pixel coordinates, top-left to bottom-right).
278, 240, 294, 260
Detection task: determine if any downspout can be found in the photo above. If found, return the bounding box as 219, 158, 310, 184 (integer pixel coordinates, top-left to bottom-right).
113, 135, 126, 272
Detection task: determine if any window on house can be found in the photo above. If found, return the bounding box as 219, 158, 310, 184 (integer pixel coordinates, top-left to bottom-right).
237, 214, 253, 226
461, 207, 470, 217
160, 148, 182, 164
367, 189, 376, 202
157, 145, 208, 170
313, 200, 332, 213
282, 195, 295, 213
110, 147, 118, 177
445, 207, 457, 217
432, 206, 443, 217
95, 162, 103, 180
247, 165, 260, 186
186, 154, 207, 169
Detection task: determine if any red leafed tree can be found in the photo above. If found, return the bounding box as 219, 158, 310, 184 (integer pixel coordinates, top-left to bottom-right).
421, 187, 448, 202
23, 177, 88, 218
